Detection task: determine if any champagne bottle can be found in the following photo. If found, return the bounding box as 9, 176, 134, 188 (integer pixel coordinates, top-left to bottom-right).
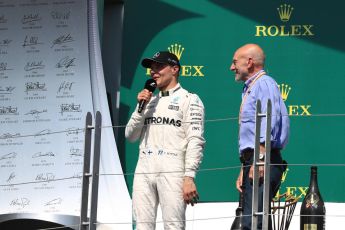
300, 166, 326, 230
230, 190, 243, 230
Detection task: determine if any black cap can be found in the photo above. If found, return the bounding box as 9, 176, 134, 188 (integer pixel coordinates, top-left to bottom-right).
141, 51, 180, 68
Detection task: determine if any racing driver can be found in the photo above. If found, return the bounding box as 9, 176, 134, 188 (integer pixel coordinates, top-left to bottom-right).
125, 51, 205, 230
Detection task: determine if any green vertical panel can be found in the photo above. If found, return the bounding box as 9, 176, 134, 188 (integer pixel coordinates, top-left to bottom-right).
120, 0, 345, 202
97, 0, 104, 38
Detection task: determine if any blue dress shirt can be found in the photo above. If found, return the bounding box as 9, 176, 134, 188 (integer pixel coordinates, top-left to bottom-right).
239, 70, 289, 154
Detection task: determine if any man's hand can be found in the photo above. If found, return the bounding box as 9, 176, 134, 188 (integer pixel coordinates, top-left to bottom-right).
249, 165, 265, 183
236, 167, 243, 192
137, 89, 153, 103
183, 177, 199, 206
248, 144, 265, 182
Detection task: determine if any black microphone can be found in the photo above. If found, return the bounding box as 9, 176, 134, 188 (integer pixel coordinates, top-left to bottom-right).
138, 79, 157, 113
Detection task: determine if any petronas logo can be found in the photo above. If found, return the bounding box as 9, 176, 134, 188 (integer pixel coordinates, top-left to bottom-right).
168, 44, 184, 60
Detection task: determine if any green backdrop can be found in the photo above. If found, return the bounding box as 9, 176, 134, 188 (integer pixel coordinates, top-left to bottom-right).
119, 0, 345, 202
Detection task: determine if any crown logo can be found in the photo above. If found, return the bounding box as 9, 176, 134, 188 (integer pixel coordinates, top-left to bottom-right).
277, 4, 293, 22
168, 44, 184, 60
278, 84, 291, 101
281, 167, 289, 183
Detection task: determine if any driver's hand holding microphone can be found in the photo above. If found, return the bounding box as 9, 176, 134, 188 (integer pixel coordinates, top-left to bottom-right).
137, 79, 156, 113
137, 89, 152, 107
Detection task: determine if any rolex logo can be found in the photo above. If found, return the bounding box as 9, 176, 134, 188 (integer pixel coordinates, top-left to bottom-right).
168, 44, 184, 60
255, 3, 314, 37
278, 82, 312, 116
278, 84, 291, 101
281, 168, 289, 183
275, 165, 309, 200
146, 43, 205, 77
277, 4, 294, 22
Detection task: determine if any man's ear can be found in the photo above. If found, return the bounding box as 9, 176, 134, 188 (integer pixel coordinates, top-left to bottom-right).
247, 57, 254, 68
172, 65, 180, 74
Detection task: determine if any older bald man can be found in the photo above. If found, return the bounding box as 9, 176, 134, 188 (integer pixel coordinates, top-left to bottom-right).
230, 44, 289, 230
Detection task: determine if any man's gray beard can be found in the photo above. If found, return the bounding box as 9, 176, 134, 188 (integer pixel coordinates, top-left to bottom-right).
235, 76, 242, 82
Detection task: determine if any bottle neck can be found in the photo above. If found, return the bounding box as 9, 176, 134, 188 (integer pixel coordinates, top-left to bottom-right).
309, 167, 319, 192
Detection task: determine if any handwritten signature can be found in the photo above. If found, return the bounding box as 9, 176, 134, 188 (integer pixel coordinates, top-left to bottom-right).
32, 151, 55, 158
22, 13, 41, 24
60, 103, 81, 115
22, 35, 43, 47
66, 127, 83, 136
10, 198, 30, 208
0, 152, 17, 161
34, 129, 51, 137
0, 39, 12, 46
51, 11, 70, 20
70, 147, 83, 157
6, 172, 16, 183
24, 61, 45, 71
56, 56, 76, 69
0, 106, 18, 115
25, 82, 46, 93
0, 62, 12, 71
51, 34, 74, 48
25, 109, 47, 116
45, 197, 62, 206
0, 133, 20, 139
0, 86, 15, 94
57, 81, 74, 93
35, 173, 55, 182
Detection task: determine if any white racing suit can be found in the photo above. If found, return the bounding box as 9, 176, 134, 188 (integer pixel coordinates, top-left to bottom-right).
125, 83, 205, 230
